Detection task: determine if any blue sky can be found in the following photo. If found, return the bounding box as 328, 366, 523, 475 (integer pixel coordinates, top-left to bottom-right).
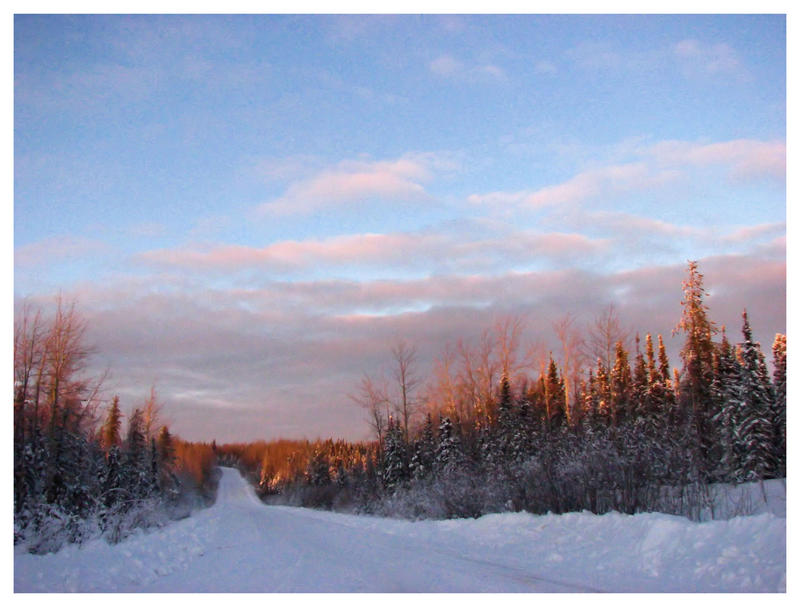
14, 14, 786, 442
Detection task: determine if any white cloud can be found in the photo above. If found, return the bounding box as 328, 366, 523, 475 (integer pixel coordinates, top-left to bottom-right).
673, 39, 747, 79
428, 53, 506, 82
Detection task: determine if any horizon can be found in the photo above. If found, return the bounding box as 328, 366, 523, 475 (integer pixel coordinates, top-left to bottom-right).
14, 14, 786, 444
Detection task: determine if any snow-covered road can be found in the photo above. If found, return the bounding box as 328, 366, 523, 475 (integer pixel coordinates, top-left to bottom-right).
15, 467, 786, 592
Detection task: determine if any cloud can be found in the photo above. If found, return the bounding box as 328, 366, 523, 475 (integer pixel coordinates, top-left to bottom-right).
428, 53, 507, 83
469, 162, 674, 210
15, 235, 110, 267
469, 138, 784, 213
534, 60, 558, 74
720, 222, 786, 245
17, 63, 163, 110
673, 39, 747, 79
566, 41, 624, 71
24, 250, 783, 443
256, 155, 441, 216
647, 139, 785, 180
137, 226, 609, 278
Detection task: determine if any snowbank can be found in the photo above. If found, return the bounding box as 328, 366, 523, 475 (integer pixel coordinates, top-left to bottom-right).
14, 468, 785, 592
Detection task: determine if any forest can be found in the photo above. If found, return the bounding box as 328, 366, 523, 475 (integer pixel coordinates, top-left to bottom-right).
14, 261, 787, 552
219, 261, 786, 520
13, 299, 218, 553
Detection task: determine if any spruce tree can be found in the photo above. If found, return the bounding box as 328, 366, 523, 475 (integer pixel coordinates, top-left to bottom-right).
381, 418, 408, 491
610, 341, 632, 427
735, 310, 775, 481
434, 416, 462, 476
409, 413, 436, 481
710, 329, 741, 482
771, 334, 786, 477
674, 261, 718, 481
101, 396, 123, 454
543, 356, 566, 432
123, 408, 147, 498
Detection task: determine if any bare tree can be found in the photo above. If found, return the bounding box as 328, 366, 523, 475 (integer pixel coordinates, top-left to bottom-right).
456, 338, 482, 428
428, 343, 459, 419
584, 304, 631, 375
143, 384, 163, 441
390, 339, 421, 442
350, 373, 390, 451
14, 303, 45, 446
553, 312, 586, 425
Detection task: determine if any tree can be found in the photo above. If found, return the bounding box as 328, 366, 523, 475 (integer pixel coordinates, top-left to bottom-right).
674, 261, 718, 481
710, 329, 741, 482
584, 304, 630, 375
391, 339, 421, 442
409, 413, 436, 481
101, 396, 123, 454
350, 373, 390, 451
142, 385, 162, 442
156, 425, 178, 494
543, 355, 566, 432
553, 313, 585, 425
610, 341, 632, 426
123, 408, 148, 497
735, 310, 775, 482
382, 418, 408, 491
770, 333, 786, 477
434, 416, 463, 476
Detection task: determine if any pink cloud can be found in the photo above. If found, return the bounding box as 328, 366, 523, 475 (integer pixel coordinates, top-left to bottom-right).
137, 228, 608, 276
470, 162, 671, 209
15, 235, 110, 267
23, 247, 784, 444
470, 137, 784, 215
649, 139, 785, 180
257, 155, 439, 216
720, 222, 786, 244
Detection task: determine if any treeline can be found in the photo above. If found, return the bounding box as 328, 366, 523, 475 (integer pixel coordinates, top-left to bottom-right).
231, 262, 786, 520
13, 298, 219, 553
215, 439, 377, 510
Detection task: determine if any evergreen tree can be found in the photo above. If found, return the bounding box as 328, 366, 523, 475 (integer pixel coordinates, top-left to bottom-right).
307, 446, 332, 486
735, 310, 775, 481
495, 373, 515, 455
123, 408, 148, 498
632, 335, 650, 418
409, 413, 436, 481
381, 418, 408, 491
434, 416, 462, 476
543, 356, 566, 432
674, 261, 718, 481
594, 359, 612, 428
710, 329, 741, 482
610, 341, 632, 426
101, 396, 123, 454
771, 333, 786, 477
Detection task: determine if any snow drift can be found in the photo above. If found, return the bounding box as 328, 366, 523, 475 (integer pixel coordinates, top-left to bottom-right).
14, 467, 785, 592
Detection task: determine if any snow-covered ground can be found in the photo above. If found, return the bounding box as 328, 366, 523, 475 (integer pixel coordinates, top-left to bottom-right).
14, 467, 786, 592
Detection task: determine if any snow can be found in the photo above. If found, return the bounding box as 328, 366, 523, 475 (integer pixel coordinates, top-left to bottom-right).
14, 467, 786, 592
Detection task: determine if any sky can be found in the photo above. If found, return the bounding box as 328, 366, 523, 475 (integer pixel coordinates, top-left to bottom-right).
13, 13, 786, 443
